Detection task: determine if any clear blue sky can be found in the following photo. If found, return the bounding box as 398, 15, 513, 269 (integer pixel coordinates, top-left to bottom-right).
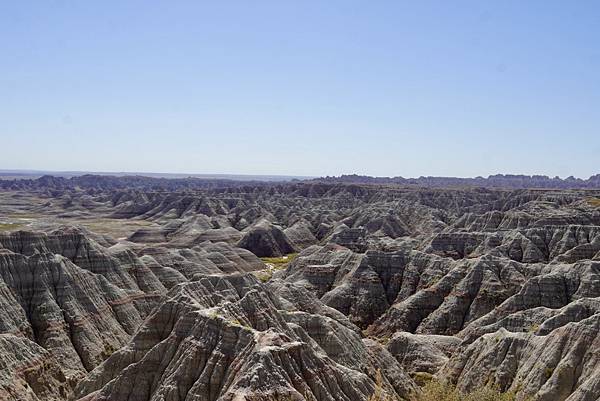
1, 1, 599, 178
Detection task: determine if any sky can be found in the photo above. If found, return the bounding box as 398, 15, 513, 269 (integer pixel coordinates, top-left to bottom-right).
1, 1, 599, 178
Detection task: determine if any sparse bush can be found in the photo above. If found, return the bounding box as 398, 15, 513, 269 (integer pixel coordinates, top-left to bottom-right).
414, 380, 460, 401
414, 380, 523, 401
101, 343, 117, 359
367, 376, 527, 401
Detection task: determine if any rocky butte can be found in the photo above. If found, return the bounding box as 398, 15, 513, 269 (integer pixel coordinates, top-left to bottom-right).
1, 173, 600, 401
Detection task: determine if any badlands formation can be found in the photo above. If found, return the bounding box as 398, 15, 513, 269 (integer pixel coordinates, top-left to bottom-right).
1, 175, 600, 400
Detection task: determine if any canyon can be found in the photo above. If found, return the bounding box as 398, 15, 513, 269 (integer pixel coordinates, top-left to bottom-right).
1, 175, 600, 401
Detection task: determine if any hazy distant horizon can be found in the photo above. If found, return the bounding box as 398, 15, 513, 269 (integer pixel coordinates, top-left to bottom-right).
0, 168, 314, 181
1, 168, 599, 182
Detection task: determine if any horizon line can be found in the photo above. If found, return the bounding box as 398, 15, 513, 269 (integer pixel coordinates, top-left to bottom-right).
1, 168, 599, 181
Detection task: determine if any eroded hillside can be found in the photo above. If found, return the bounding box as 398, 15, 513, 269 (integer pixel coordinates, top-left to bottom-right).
1, 176, 600, 401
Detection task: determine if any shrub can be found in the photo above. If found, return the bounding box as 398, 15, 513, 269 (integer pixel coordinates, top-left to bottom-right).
367, 375, 527, 401
415, 381, 523, 401
411, 372, 434, 387
414, 380, 460, 401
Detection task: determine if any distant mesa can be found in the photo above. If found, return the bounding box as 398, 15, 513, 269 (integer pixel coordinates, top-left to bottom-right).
2, 170, 600, 190
314, 173, 600, 189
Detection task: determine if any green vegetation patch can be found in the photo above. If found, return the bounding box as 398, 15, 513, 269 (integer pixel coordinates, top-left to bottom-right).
253, 253, 298, 283
0, 222, 25, 232
260, 253, 298, 270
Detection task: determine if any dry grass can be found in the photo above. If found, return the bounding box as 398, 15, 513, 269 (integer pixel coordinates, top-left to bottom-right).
254, 270, 273, 283
368, 374, 525, 401
587, 197, 600, 208
0, 222, 25, 232
254, 253, 298, 283
368, 369, 396, 401
7, 213, 44, 219
415, 380, 529, 401
260, 253, 298, 270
